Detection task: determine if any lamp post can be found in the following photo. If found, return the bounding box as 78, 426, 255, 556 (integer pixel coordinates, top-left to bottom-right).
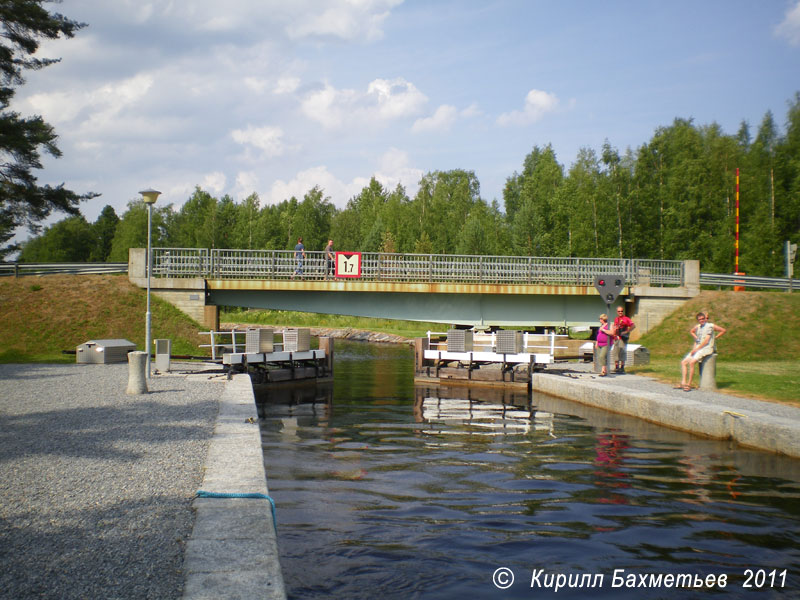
140, 188, 161, 379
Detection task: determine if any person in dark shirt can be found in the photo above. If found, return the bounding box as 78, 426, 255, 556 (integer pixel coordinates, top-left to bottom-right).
292, 237, 305, 279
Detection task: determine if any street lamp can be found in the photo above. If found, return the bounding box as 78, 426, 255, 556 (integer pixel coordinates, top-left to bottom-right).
140, 188, 161, 379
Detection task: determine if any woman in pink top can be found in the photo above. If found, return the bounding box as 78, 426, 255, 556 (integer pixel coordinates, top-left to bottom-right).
596, 314, 615, 376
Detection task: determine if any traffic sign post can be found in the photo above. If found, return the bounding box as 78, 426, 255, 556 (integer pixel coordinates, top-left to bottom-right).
594, 275, 625, 377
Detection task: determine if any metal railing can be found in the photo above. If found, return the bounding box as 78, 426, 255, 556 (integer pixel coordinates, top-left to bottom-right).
150, 248, 686, 287
5, 254, 796, 290
198, 329, 246, 361
700, 272, 797, 291
0, 262, 129, 277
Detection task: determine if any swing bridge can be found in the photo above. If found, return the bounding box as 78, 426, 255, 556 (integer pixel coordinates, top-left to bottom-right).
128, 247, 702, 337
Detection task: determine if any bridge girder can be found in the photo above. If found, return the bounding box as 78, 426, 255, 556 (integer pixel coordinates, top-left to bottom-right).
207, 281, 623, 328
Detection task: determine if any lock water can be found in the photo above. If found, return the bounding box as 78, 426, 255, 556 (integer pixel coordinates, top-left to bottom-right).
257, 341, 800, 599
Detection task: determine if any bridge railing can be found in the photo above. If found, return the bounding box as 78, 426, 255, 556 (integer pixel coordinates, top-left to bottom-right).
150, 248, 686, 286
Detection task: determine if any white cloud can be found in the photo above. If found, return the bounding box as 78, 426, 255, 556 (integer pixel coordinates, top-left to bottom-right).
108, 0, 403, 41
413, 104, 464, 133
234, 171, 261, 200
301, 77, 427, 129
367, 78, 427, 119
775, 1, 800, 45
285, 0, 404, 42
243, 77, 269, 94
373, 148, 423, 196
202, 171, 227, 193
231, 125, 287, 158
268, 166, 354, 207
22, 73, 154, 126
461, 103, 481, 118
265, 149, 422, 208
497, 89, 559, 126
274, 76, 301, 94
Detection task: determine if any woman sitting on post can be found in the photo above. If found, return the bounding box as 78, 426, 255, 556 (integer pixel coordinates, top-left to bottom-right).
596, 314, 615, 377
679, 311, 726, 391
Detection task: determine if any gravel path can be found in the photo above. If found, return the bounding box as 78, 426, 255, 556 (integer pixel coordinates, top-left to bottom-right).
0, 363, 222, 600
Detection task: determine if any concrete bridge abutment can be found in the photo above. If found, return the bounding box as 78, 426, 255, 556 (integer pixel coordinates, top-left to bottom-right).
627, 260, 700, 340
129, 248, 219, 330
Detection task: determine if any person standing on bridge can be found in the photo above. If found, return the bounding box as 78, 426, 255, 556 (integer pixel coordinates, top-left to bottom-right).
292, 237, 305, 279
325, 239, 334, 278
612, 306, 635, 373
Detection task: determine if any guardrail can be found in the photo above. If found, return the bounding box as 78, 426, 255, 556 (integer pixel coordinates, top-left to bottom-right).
0, 262, 129, 277
150, 248, 686, 287
699, 272, 797, 291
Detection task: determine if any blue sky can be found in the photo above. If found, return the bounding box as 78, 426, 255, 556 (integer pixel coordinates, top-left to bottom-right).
11, 0, 800, 242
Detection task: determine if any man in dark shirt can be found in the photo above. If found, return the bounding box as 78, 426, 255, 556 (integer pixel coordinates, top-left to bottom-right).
325, 239, 334, 278
292, 237, 305, 279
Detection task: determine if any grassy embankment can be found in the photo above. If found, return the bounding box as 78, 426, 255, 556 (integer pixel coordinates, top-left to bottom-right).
631, 290, 800, 403
1, 276, 797, 403
0, 275, 207, 363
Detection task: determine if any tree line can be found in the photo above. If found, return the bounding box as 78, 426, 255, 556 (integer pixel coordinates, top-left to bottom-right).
16, 94, 800, 277
3, 3, 799, 277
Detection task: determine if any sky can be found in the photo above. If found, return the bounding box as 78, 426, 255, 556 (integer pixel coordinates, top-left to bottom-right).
10, 0, 800, 244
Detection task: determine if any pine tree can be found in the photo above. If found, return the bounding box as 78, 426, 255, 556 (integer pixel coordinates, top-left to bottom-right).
0, 0, 96, 257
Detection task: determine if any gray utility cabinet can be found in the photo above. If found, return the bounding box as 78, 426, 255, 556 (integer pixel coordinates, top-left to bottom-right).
496, 330, 524, 354
76, 339, 136, 364
155, 339, 171, 372
625, 344, 650, 366
447, 329, 473, 352
283, 328, 311, 352
246, 328, 274, 353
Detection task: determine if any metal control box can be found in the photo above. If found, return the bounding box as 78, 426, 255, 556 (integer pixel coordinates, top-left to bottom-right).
246, 328, 274, 353
447, 329, 473, 352
495, 330, 523, 354
283, 328, 311, 352
76, 339, 136, 364
625, 344, 650, 365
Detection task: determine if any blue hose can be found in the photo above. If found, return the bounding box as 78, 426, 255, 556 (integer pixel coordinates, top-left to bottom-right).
196, 490, 277, 532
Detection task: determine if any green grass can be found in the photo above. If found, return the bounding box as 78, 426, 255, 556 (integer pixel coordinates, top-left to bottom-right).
631, 290, 800, 404
0, 275, 208, 363
629, 358, 800, 403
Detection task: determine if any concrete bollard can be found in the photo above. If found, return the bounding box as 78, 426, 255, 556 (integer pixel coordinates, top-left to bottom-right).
699, 353, 717, 391
126, 351, 149, 395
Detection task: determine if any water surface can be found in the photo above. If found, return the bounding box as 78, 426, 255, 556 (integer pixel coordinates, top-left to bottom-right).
259, 341, 800, 599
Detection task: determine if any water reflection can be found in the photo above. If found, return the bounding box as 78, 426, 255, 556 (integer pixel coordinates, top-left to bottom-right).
257, 341, 800, 600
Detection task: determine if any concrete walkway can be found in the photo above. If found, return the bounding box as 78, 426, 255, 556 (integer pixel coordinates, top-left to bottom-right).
181, 373, 285, 600
534, 363, 800, 459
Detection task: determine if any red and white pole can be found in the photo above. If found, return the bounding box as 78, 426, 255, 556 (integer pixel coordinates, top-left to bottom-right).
735, 168, 740, 273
